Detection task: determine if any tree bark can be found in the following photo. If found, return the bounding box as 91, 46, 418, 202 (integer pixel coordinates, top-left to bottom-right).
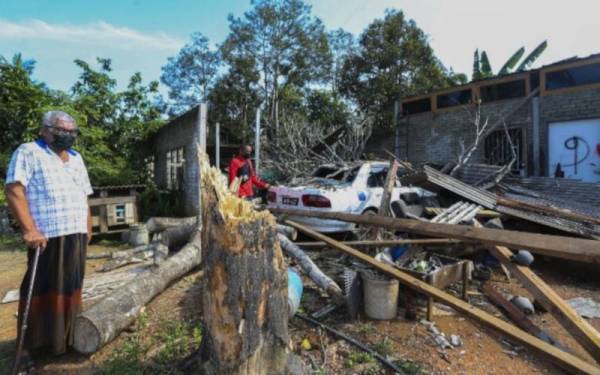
276, 224, 297, 241
145, 216, 197, 233
72, 231, 202, 354
198, 156, 290, 375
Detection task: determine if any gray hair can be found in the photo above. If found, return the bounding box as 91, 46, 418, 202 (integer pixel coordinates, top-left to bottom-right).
41, 111, 76, 128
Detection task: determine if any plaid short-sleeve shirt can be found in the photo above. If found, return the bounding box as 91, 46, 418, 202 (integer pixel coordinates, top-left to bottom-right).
5, 139, 93, 239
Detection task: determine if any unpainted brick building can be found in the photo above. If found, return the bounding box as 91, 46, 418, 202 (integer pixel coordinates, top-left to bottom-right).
148, 106, 239, 215
365, 54, 600, 182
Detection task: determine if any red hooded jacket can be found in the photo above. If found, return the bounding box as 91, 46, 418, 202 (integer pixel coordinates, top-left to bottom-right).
228, 155, 268, 198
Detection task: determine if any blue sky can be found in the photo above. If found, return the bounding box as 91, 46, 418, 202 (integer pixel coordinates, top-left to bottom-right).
1, 0, 600, 94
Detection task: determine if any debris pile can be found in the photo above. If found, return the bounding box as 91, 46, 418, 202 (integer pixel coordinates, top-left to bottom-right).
268, 160, 600, 374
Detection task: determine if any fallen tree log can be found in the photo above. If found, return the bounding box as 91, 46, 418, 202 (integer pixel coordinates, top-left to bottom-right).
157, 224, 196, 248
276, 224, 298, 241
285, 219, 600, 375
269, 208, 600, 264
73, 230, 202, 354
144, 216, 197, 233
198, 155, 291, 375
98, 251, 151, 272
277, 233, 343, 301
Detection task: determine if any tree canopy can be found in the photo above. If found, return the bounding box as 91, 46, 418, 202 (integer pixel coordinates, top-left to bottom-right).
0, 54, 163, 186
338, 10, 457, 127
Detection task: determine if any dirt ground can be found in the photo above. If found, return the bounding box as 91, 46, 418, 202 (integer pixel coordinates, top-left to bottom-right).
0, 236, 599, 374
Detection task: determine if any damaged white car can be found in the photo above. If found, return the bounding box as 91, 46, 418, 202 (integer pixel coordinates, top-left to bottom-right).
267, 161, 437, 233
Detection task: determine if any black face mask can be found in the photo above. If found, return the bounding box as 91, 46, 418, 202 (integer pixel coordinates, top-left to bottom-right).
51, 134, 76, 151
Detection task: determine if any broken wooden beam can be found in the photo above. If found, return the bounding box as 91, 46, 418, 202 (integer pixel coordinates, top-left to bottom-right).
285, 219, 600, 375
269, 208, 600, 264
292, 238, 468, 248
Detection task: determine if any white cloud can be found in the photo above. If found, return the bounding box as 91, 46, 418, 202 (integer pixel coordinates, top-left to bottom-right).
0, 19, 183, 52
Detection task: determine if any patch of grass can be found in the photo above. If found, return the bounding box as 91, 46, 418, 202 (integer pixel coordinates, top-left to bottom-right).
0, 235, 25, 252
345, 351, 375, 368
153, 320, 202, 365
98, 335, 148, 375
372, 336, 393, 356
356, 322, 376, 335
395, 359, 422, 375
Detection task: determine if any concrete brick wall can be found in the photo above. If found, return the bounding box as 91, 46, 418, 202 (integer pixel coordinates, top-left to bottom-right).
365, 97, 531, 167
152, 111, 200, 215
539, 87, 600, 176
366, 86, 600, 176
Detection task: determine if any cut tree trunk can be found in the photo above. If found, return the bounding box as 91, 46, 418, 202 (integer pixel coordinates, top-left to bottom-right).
145, 216, 197, 233
277, 233, 343, 301
198, 157, 290, 375
72, 230, 202, 354
157, 224, 196, 248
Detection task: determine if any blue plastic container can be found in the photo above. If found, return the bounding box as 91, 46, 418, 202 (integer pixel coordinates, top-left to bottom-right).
287, 268, 304, 317
390, 244, 409, 261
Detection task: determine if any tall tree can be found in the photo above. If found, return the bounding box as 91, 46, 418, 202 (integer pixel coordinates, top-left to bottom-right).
480, 51, 493, 78
339, 9, 452, 127
327, 28, 356, 94
472, 49, 482, 81
71, 58, 162, 184
220, 0, 331, 133
161, 33, 221, 115
0, 54, 52, 177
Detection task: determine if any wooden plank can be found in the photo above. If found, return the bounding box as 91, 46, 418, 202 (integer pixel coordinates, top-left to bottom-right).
486, 242, 600, 364
285, 219, 600, 375
270, 208, 600, 264
379, 159, 399, 217
293, 238, 468, 248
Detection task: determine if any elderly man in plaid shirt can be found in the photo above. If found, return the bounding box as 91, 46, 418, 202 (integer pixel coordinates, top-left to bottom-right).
5, 110, 93, 371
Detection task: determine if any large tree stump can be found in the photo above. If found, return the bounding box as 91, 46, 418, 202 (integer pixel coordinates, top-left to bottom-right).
198, 157, 290, 375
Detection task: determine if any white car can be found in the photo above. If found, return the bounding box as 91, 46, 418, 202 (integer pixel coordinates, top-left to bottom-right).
267, 161, 437, 233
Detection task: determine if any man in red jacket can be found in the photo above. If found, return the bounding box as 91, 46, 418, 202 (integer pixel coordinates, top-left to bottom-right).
229, 144, 270, 198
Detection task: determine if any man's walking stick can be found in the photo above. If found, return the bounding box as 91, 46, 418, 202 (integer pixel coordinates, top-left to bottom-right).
12, 246, 42, 375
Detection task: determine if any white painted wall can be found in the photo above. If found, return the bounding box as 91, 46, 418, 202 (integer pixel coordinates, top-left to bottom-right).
548, 119, 600, 182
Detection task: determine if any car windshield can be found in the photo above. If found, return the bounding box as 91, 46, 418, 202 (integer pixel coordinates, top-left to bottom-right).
311, 165, 360, 183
